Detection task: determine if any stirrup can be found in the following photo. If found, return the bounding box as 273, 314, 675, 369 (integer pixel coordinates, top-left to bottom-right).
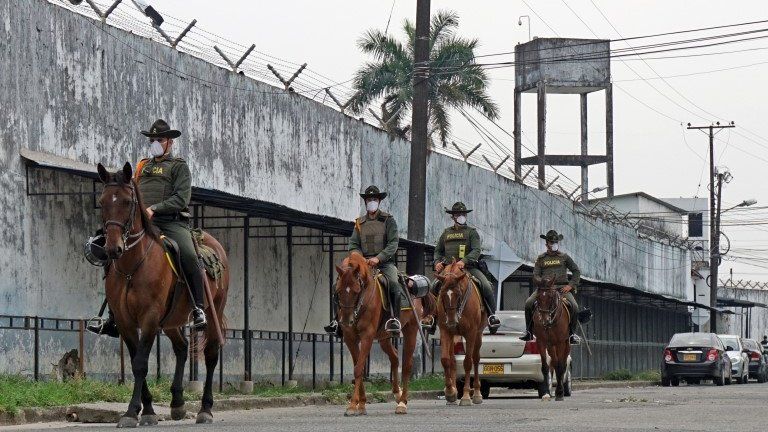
190, 308, 207, 330
519, 331, 533, 341
86, 315, 119, 338
569, 334, 581, 345
324, 320, 339, 335
421, 316, 437, 335
488, 315, 501, 334
385, 318, 402, 336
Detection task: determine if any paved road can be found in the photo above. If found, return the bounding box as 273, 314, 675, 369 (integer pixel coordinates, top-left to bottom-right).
4, 382, 767, 431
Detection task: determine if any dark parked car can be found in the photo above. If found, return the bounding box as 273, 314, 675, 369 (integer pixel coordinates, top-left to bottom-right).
661, 332, 732, 386
742, 338, 767, 383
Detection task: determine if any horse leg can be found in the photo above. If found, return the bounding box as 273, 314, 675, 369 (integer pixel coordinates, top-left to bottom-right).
137, 381, 158, 426
378, 336, 401, 404
554, 344, 566, 401
439, 330, 457, 404
343, 335, 361, 416
195, 333, 220, 424
164, 328, 188, 421
459, 333, 474, 406
354, 335, 375, 416
472, 330, 483, 405
118, 329, 156, 428
396, 324, 417, 414
538, 343, 551, 401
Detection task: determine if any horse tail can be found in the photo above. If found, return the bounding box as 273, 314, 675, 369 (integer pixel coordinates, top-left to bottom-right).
421, 291, 437, 318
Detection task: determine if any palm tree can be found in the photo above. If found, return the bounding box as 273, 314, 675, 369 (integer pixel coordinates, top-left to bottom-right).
349, 10, 498, 145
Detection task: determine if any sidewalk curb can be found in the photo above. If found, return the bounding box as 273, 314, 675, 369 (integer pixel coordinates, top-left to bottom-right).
1, 382, 657, 426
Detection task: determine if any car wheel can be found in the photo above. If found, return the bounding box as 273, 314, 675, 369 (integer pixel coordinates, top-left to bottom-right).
725, 368, 732, 385
563, 368, 572, 397
480, 380, 491, 399
671, 378, 680, 387
759, 370, 767, 384
715, 373, 725, 386
661, 376, 671, 387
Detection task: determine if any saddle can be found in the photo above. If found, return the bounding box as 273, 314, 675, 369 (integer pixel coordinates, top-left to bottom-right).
159, 230, 225, 281
375, 274, 412, 312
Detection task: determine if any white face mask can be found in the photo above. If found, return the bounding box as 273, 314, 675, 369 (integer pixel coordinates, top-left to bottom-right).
150, 141, 165, 157
456, 215, 467, 225
551, 243, 560, 252
366, 200, 379, 213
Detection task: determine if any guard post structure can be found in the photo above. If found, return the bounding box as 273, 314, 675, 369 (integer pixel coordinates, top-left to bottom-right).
513, 38, 614, 197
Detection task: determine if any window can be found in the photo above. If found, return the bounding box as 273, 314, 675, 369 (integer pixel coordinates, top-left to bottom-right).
688, 212, 703, 237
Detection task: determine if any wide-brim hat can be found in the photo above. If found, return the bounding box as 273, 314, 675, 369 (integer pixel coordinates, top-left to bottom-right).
360, 185, 387, 200
540, 229, 564, 243
141, 119, 181, 139
445, 201, 473, 214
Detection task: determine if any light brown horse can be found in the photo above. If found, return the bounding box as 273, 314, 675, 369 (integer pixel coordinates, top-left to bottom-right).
532, 276, 570, 401
434, 261, 486, 406
334, 253, 435, 416
96, 162, 229, 427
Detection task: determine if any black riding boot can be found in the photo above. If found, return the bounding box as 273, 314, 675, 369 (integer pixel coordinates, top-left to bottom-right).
481, 288, 501, 334
87, 309, 119, 338
519, 307, 534, 341
569, 316, 581, 345
187, 268, 208, 330
324, 293, 341, 337
385, 291, 402, 336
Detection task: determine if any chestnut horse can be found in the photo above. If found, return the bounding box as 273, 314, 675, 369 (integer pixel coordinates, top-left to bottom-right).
334, 253, 435, 416
435, 261, 487, 406
96, 163, 229, 427
532, 276, 570, 401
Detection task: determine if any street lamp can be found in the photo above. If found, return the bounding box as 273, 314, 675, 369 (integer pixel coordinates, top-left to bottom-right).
518, 15, 531, 41
722, 199, 757, 214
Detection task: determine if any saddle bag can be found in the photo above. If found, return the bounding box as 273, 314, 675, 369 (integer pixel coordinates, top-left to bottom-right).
404, 274, 431, 298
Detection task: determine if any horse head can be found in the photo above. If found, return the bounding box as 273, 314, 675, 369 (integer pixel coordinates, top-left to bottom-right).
334, 253, 372, 328
434, 259, 470, 329
533, 276, 561, 328
96, 162, 143, 259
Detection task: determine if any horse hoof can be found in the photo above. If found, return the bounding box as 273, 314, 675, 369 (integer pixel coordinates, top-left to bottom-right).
139, 414, 158, 426
541, 394, 551, 402
195, 412, 213, 424
459, 398, 472, 406
395, 402, 407, 414
472, 396, 483, 405
556, 396, 564, 402
358, 408, 367, 416
446, 400, 458, 406
170, 406, 186, 421
445, 393, 457, 403
116, 416, 138, 428
344, 408, 359, 417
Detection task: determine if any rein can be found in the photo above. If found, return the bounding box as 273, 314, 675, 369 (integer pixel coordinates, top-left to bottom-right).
534, 287, 564, 329
441, 271, 474, 324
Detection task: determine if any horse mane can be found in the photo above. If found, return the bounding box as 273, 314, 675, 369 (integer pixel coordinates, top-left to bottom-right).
113, 169, 160, 240
347, 253, 370, 281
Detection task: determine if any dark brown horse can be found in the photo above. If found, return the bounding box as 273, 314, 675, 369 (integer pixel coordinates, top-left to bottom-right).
334, 253, 435, 416
96, 162, 230, 427
532, 276, 570, 401
434, 261, 486, 406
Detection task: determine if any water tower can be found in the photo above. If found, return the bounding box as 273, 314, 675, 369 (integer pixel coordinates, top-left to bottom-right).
512, 38, 614, 197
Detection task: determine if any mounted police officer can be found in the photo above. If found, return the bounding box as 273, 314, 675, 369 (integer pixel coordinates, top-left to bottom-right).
87, 119, 207, 336
324, 185, 403, 337
520, 230, 581, 344
433, 202, 501, 333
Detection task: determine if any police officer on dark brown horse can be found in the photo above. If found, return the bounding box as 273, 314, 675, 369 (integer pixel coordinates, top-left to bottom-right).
88, 119, 207, 335
433, 202, 501, 333
325, 185, 403, 336
520, 230, 581, 344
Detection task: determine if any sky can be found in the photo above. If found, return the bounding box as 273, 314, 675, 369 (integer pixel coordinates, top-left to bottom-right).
144, 0, 768, 281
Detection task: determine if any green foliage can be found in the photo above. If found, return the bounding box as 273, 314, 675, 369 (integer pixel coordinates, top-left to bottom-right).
602, 369, 661, 381
350, 10, 498, 145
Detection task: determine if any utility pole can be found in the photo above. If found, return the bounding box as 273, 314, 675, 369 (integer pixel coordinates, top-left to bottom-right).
686, 122, 735, 333
406, 0, 430, 276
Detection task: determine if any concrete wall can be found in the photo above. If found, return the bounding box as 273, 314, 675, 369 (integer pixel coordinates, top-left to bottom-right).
718, 287, 768, 340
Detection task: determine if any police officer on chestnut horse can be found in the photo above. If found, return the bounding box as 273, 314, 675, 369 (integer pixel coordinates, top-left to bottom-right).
432, 202, 500, 333
520, 230, 582, 345
87, 119, 207, 336
325, 185, 404, 337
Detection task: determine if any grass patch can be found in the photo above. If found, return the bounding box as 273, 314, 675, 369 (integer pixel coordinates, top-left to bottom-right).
602, 369, 661, 382
0, 373, 445, 414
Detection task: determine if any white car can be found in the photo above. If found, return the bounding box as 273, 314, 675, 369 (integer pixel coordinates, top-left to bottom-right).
718, 334, 750, 384
453, 310, 572, 398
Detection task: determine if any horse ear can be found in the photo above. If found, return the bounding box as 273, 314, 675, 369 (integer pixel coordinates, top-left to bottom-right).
97, 163, 109, 183
122, 162, 133, 183
335, 265, 344, 275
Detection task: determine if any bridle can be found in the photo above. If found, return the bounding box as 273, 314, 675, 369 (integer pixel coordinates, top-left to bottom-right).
335, 267, 371, 327
440, 271, 473, 325
102, 182, 145, 251
102, 181, 153, 286
535, 285, 564, 329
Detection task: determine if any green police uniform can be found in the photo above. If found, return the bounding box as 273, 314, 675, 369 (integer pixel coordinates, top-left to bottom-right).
434, 225, 497, 317
348, 210, 402, 317
524, 251, 580, 334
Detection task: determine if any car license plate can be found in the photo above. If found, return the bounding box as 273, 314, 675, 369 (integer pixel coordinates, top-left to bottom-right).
483, 364, 504, 375
682, 353, 697, 362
